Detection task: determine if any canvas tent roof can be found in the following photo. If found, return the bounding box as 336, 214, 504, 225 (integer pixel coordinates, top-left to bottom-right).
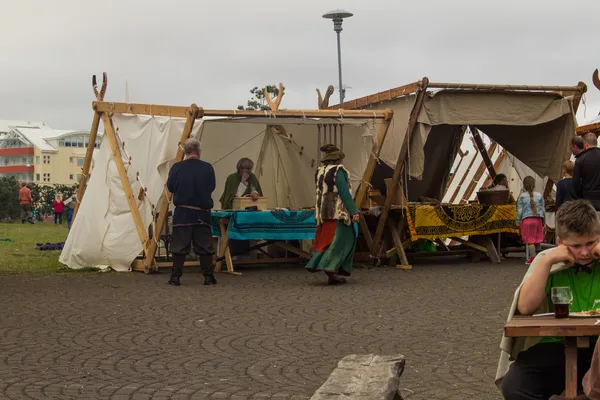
60, 113, 383, 271
344, 88, 577, 202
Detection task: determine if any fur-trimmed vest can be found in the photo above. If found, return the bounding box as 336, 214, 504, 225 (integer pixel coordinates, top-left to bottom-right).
315, 165, 352, 226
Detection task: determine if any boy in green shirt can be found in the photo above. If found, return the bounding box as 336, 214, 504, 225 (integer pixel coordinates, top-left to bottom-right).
502, 200, 600, 400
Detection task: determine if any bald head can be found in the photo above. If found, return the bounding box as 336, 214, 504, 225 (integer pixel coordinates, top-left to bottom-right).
184, 138, 201, 158
583, 132, 597, 148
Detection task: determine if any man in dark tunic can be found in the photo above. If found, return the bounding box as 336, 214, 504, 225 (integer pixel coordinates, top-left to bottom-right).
573, 133, 600, 211
166, 138, 217, 286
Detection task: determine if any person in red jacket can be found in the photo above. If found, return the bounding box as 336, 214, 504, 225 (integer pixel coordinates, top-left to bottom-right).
19, 183, 34, 224
52, 194, 65, 225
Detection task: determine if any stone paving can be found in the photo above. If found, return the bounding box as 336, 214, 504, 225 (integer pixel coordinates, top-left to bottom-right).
0, 258, 526, 399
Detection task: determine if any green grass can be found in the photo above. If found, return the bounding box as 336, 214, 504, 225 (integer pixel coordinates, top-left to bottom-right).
0, 222, 98, 274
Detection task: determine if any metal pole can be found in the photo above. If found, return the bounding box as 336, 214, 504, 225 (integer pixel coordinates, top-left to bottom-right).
336, 29, 344, 104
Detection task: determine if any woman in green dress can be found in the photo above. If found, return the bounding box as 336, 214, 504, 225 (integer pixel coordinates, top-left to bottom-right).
306, 144, 360, 284
219, 158, 263, 210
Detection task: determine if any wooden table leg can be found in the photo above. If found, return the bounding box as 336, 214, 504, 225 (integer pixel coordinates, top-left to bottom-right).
215, 218, 241, 276
565, 336, 578, 399
387, 219, 411, 269
483, 236, 501, 264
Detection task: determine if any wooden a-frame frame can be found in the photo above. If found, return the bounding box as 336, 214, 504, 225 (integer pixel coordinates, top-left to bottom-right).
73, 73, 394, 273
328, 77, 587, 264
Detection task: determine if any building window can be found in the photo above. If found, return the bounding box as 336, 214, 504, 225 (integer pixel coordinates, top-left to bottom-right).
69, 157, 74, 163
36, 156, 40, 165
36, 173, 40, 181
43, 155, 51, 164
69, 174, 74, 180
77, 158, 84, 167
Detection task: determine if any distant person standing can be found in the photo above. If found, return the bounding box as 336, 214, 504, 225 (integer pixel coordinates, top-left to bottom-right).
486, 173, 509, 191
52, 194, 65, 225
573, 132, 600, 211
516, 176, 545, 265
67, 194, 77, 229
19, 183, 33, 224
166, 138, 217, 286
555, 160, 577, 210
570, 136, 585, 159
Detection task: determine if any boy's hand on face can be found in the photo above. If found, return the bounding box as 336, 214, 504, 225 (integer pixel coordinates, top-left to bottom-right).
591, 241, 600, 260
545, 244, 575, 266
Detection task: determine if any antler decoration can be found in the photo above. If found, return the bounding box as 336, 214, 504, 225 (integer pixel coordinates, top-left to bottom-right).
92, 72, 108, 101
593, 69, 600, 92
264, 83, 285, 111
316, 85, 335, 109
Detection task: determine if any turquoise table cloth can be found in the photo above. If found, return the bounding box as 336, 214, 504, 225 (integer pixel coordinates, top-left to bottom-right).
211, 210, 317, 240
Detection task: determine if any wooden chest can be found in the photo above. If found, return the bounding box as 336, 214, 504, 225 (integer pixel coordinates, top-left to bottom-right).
232, 196, 268, 211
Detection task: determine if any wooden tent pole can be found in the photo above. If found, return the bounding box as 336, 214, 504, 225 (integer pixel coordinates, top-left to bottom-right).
449, 140, 479, 203
354, 115, 393, 208
100, 112, 150, 255
93, 101, 389, 119
471, 127, 497, 180
443, 126, 468, 194
371, 78, 430, 258
143, 105, 201, 272
445, 148, 469, 193
427, 82, 584, 92
72, 73, 107, 224
482, 149, 507, 188
328, 80, 422, 110
461, 141, 498, 204
353, 114, 393, 253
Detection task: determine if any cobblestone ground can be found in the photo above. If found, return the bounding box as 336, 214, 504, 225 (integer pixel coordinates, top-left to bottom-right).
0, 258, 526, 400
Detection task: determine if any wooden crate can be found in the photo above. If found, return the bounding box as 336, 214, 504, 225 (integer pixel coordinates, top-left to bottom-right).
476, 190, 510, 205
232, 196, 268, 211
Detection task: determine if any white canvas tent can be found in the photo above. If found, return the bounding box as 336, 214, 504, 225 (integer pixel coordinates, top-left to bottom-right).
60, 94, 390, 272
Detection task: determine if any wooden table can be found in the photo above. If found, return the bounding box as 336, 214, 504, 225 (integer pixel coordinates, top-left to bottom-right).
505, 315, 600, 399
214, 217, 312, 275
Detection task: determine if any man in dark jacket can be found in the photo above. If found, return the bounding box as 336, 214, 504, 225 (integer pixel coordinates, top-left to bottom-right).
555, 160, 577, 210
570, 136, 585, 158
573, 133, 600, 211
166, 138, 217, 286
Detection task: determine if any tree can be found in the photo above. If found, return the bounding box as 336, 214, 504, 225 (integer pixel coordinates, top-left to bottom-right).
0, 176, 21, 221
237, 85, 280, 111
0, 178, 79, 222
33, 183, 79, 217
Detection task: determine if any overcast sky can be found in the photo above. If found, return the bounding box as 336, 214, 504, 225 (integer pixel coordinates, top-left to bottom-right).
2, 0, 599, 130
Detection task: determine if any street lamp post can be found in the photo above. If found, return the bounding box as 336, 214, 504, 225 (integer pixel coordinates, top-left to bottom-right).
322, 9, 353, 105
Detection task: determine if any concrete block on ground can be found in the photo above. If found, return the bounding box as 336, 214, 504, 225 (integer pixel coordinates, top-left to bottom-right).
310, 354, 406, 400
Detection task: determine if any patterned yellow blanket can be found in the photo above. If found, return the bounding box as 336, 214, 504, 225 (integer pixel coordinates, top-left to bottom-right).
406, 204, 519, 240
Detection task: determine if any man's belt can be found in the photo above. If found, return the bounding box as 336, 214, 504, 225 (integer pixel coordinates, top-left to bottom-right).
179, 205, 209, 211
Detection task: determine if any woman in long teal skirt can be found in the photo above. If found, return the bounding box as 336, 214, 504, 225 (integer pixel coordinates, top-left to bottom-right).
306, 144, 360, 284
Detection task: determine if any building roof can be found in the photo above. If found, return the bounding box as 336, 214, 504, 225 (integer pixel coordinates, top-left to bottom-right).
13, 127, 100, 153
0, 119, 47, 134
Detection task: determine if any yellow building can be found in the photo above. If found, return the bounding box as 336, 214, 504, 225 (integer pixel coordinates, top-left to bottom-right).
0, 120, 102, 185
